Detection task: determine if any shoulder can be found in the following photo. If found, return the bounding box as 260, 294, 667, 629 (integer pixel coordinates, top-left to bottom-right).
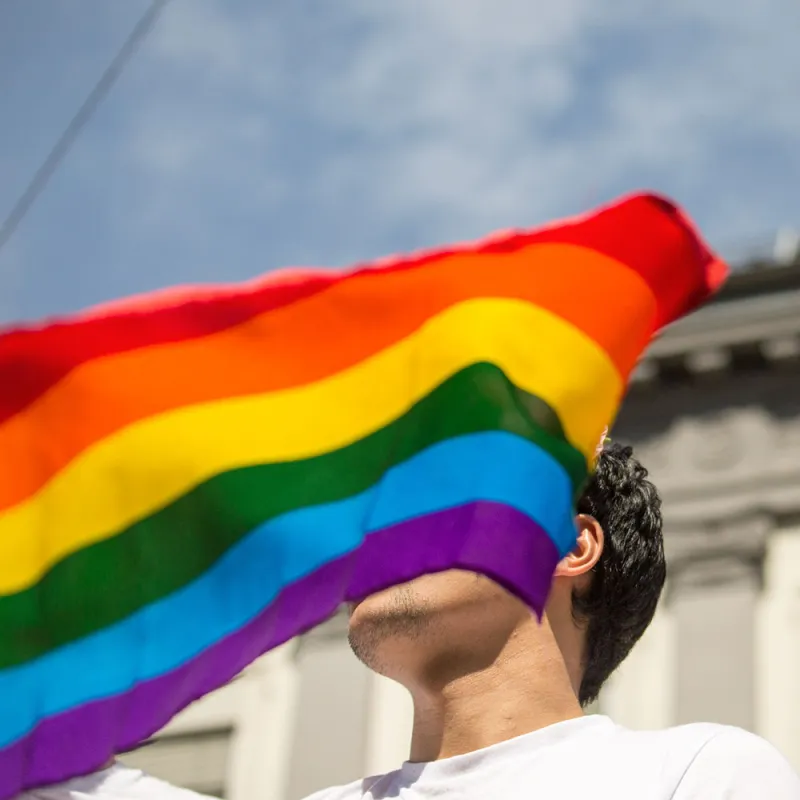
672, 725, 800, 798
595, 720, 798, 797
605, 719, 737, 767
15, 764, 219, 800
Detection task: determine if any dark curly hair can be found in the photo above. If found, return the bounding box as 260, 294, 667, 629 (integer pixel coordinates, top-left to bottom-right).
573, 441, 665, 706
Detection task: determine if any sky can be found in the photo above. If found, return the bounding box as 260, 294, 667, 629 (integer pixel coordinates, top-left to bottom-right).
1, 0, 799, 323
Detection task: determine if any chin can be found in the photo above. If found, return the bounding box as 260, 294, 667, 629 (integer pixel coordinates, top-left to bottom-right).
349, 577, 428, 627
348, 570, 511, 642
346, 579, 428, 674
347, 570, 531, 681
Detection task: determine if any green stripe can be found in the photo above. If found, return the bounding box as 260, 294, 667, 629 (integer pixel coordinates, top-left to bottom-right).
0, 363, 587, 670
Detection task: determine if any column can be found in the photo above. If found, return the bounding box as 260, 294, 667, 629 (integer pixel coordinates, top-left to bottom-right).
285, 611, 373, 799
756, 523, 800, 770
600, 585, 676, 730
227, 645, 300, 800
668, 514, 769, 730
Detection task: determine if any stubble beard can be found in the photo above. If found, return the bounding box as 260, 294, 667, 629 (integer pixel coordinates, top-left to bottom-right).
347, 585, 433, 676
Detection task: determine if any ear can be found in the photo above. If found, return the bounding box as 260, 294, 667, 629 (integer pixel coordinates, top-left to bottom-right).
554, 514, 604, 580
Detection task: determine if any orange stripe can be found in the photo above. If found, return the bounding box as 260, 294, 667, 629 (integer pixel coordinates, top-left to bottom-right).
0, 244, 656, 512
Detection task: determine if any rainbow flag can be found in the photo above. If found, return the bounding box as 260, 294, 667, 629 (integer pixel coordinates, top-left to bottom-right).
0, 193, 726, 797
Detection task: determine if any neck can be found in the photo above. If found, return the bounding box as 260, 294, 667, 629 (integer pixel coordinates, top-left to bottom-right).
405, 615, 584, 763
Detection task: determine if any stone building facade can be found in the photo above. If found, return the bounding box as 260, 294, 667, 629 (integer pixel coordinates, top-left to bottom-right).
122, 259, 800, 799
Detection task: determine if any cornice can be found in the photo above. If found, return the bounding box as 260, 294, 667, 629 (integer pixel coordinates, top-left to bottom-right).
631, 286, 800, 386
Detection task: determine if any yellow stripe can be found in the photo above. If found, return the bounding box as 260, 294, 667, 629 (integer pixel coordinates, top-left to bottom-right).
0, 298, 623, 595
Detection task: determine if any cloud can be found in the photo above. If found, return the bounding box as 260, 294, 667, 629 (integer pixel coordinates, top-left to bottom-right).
1, 0, 799, 319
126, 0, 800, 246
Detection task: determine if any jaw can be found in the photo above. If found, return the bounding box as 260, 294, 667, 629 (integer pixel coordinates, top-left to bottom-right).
347, 572, 543, 691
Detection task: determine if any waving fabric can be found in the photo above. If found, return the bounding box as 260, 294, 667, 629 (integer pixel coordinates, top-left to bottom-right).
0, 192, 726, 797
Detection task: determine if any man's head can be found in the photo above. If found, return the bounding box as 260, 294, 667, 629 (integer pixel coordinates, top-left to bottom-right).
348, 441, 665, 705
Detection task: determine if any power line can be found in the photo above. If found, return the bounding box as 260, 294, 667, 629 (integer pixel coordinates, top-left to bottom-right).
0, 0, 172, 255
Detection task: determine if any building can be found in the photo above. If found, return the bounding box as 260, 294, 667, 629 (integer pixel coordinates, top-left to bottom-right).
121, 255, 800, 799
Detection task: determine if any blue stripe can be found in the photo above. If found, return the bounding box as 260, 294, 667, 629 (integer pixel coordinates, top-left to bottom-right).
0, 431, 575, 746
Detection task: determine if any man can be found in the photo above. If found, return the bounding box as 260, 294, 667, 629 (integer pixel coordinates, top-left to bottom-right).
19, 443, 800, 799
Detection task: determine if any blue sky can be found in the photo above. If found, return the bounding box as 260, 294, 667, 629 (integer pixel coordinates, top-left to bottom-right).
1, 0, 799, 323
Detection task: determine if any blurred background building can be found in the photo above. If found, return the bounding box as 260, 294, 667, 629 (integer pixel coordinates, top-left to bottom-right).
121, 244, 800, 800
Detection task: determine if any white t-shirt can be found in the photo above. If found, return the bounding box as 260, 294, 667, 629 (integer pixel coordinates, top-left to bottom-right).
17, 716, 800, 800
15, 766, 216, 800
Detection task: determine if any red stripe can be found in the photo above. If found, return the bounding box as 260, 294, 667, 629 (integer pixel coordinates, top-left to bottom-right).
0, 192, 726, 424
0, 271, 339, 425
526, 192, 727, 325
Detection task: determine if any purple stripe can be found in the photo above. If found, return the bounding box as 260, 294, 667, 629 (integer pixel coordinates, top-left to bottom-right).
0, 501, 558, 798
